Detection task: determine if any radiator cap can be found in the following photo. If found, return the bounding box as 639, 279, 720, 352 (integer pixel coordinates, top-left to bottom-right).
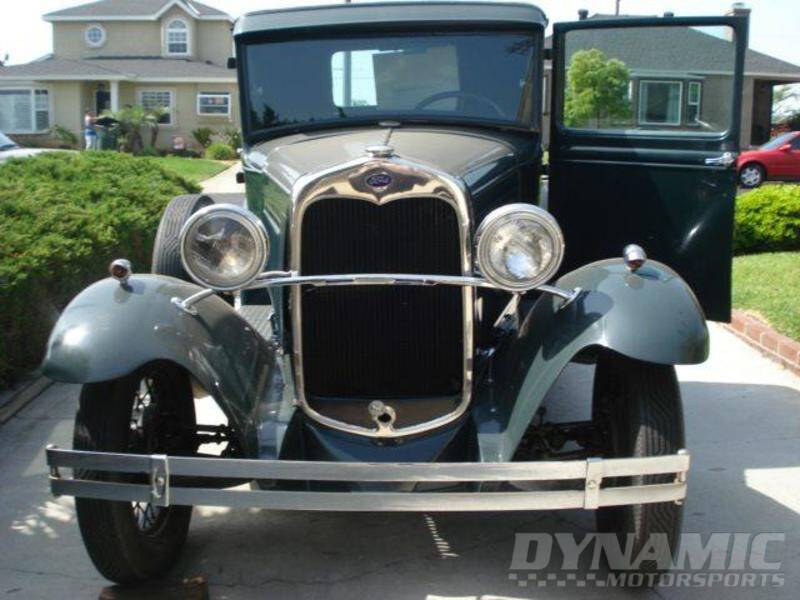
365, 144, 393, 158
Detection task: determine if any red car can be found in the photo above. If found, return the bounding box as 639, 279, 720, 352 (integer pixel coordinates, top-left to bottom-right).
738, 131, 800, 188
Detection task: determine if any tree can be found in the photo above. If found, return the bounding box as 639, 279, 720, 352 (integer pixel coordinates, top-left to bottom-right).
565, 49, 632, 128
772, 84, 800, 123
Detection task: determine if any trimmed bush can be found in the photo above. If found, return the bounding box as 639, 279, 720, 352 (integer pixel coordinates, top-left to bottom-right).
192, 127, 215, 149
734, 184, 800, 255
220, 127, 242, 150
0, 152, 199, 387
135, 146, 160, 157
205, 141, 237, 160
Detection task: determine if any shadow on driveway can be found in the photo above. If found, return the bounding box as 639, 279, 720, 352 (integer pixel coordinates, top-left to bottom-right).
2, 367, 798, 599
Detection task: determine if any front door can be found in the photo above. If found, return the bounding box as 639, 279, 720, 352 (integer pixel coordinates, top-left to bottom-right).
772, 133, 800, 178
96, 90, 110, 114
548, 16, 747, 321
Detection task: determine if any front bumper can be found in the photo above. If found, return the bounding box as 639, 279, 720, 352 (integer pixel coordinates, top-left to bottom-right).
46, 446, 689, 511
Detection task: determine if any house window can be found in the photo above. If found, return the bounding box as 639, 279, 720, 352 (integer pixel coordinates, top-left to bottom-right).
139, 90, 173, 125
687, 81, 702, 123
166, 19, 189, 55
84, 24, 106, 48
198, 92, 231, 116
34, 90, 50, 130
638, 80, 682, 126
0, 89, 49, 133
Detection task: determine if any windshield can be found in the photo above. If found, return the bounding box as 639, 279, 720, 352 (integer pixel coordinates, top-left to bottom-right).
243, 31, 536, 138
760, 132, 796, 150
0, 132, 17, 150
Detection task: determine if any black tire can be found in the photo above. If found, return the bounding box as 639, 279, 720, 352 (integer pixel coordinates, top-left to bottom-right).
73, 362, 197, 583
151, 194, 214, 279
593, 351, 685, 575
738, 162, 765, 188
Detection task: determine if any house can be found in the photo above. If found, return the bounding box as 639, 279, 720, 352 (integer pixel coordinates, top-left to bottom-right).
543, 4, 800, 149
0, 0, 238, 150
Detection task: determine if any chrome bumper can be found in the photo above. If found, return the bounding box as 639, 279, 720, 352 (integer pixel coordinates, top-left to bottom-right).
46, 446, 689, 512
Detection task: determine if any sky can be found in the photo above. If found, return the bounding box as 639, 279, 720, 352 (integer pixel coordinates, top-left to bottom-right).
1, 0, 799, 67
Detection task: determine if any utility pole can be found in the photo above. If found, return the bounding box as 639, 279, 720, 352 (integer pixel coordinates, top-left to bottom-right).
615, 0, 620, 15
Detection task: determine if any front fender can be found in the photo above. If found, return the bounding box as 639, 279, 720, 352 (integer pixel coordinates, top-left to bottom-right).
43, 275, 278, 456
474, 258, 708, 461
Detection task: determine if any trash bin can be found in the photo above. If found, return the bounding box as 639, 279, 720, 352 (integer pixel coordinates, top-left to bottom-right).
95, 126, 117, 151
94, 117, 119, 151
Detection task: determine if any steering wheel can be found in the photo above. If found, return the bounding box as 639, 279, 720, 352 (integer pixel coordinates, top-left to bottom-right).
414, 91, 506, 118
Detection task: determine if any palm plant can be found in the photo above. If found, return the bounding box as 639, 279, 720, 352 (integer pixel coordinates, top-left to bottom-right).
103, 105, 169, 153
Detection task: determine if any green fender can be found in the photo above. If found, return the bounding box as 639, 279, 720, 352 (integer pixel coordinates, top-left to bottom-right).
42, 275, 277, 456
474, 258, 709, 461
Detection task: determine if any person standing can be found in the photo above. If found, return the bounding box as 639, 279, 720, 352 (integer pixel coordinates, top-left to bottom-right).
84, 110, 98, 150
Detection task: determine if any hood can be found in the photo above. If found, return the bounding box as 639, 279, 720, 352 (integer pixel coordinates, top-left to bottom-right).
736, 149, 761, 164
246, 126, 533, 193
0, 147, 60, 164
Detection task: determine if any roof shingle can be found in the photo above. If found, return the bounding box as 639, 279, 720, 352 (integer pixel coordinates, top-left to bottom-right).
0, 57, 235, 80
44, 0, 229, 20
544, 14, 800, 77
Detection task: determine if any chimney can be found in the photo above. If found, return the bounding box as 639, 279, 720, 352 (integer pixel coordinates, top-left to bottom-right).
727, 2, 751, 18
724, 3, 749, 41
578, 8, 589, 20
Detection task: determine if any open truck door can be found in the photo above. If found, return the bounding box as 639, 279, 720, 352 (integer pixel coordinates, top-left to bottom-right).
549, 15, 748, 321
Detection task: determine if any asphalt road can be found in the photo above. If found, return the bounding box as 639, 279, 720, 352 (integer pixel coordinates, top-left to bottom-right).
1, 322, 799, 599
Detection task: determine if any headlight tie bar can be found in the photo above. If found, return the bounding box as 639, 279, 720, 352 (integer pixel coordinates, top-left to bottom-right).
172, 272, 581, 314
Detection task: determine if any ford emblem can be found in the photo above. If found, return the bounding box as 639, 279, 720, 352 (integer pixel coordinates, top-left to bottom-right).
366, 173, 392, 189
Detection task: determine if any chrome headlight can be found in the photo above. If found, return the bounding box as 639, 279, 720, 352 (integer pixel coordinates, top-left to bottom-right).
475, 204, 564, 292
179, 204, 269, 292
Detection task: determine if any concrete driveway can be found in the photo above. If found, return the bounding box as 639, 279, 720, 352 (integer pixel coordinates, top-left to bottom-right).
1, 323, 799, 599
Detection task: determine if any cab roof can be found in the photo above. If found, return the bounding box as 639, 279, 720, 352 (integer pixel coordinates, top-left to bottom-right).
234, 1, 547, 37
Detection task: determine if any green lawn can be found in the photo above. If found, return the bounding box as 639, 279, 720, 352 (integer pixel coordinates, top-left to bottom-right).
732, 252, 800, 340
150, 156, 230, 183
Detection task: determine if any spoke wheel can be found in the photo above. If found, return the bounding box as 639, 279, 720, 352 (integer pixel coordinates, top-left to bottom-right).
593, 351, 685, 577
73, 362, 197, 583
127, 370, 184, 535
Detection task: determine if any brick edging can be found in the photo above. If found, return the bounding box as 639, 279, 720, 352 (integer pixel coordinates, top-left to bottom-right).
726, 310, 800, 377
0, 375, 53, 424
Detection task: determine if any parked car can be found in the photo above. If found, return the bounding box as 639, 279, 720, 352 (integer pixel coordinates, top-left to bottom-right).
0, 131, 61, 164
42, 3, 747, 583
738, 131, 800, 187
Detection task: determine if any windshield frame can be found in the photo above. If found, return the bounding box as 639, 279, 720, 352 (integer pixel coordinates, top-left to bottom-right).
759, 132, 797, 151
236, 24, 542, 145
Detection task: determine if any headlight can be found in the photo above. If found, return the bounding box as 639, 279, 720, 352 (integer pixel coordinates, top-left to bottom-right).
179, 204, 269, 291
475, 204, 564, 292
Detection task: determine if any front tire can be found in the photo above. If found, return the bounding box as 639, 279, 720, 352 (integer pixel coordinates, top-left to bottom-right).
73, 362, 197, 583
739, 163, 765, 188
593, 351, 685, 574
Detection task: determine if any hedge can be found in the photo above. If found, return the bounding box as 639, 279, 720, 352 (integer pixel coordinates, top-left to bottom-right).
734, 184, 800, 255
0, 151, 199, 388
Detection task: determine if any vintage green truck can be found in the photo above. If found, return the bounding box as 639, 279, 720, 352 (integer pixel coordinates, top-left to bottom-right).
42, 2, 745, 583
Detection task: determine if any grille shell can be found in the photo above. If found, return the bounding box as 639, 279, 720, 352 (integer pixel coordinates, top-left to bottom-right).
299, 196, 464, 401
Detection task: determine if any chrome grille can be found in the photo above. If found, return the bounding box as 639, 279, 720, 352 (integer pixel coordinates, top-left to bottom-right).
299, 196, 463, 400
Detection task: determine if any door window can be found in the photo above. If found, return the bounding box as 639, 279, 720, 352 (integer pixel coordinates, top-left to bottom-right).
560, 25, 735, 134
